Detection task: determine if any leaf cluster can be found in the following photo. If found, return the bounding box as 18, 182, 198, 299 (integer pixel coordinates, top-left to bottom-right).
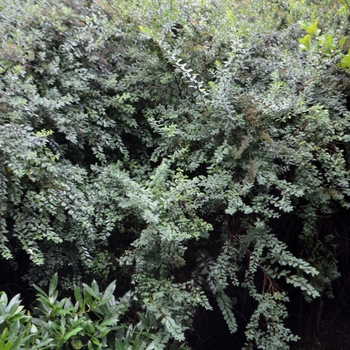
1, 0, 350, 349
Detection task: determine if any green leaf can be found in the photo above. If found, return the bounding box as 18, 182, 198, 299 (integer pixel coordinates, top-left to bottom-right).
99, 315, 120, 328
7, 320, 20, 343
339, 37, 347, 50
71, 339, 83, 349
298, 34, 311, 50
83, 285, 100, 301
49, 273, 58, 297
63, 327, 83, 341
307, 19, 320, 36
0, 328, 9, 342
1, 342, 12, 350
74, 287, 83, 305
91, 337, 100, 345
0, 292, 8, 311
340, 54, 350, 69
323, 34, 333, 50
31, 338, 56, 350
99, 280, 116, 306
5, 294, 21, 316
33, 285, 48, 298
114, 339, 125, 350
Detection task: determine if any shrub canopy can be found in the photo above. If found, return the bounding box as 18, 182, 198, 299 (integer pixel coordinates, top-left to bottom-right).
1, 0, 350, 348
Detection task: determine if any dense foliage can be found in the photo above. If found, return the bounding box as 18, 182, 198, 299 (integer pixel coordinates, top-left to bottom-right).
1, 0, 350, 348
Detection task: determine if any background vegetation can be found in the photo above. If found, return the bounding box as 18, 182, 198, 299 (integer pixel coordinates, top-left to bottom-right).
1, 0, 350, 348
